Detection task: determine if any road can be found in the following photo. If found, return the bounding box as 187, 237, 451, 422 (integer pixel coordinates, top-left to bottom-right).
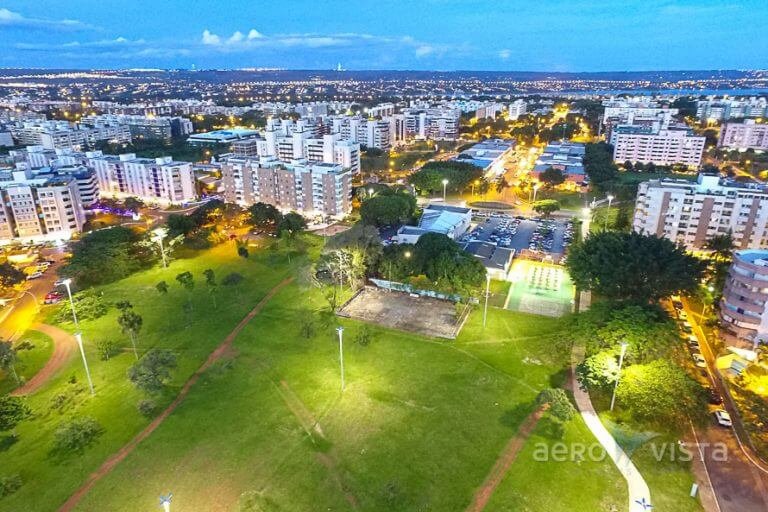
681, 298, 768, 512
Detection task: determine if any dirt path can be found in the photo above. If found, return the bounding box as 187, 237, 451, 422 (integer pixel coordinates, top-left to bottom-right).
57, 277, 293, 512
275, 379, 359, 510
11, 323, 76, 397
465, 405, 548, 512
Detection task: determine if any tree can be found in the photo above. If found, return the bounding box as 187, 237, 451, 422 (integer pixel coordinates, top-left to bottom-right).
123, 196, 144, 212
51, 416, 103, 453
359, 192, 417, 227
566, 231, 704, 302
326, 222, 383, 270
248, 202, 282, 228
576, 350, 621, 391
0, 395, 30, 433
203, 268, 218, 308
117, 310, 143, 360
277, 212, 307, 238
61, 226, 157, 287
166, 214, 197, 238
222, 272, 244, 286
155, 281, 169, 294
175, 271, 194, 291
705, 233, 735, 263
535, 388, 576, 422
127, 349, 177, 392
0, 263, 25, 289
533, 199, 561, 217
0, 342, 19, 385
115, 300, 133, 312
583, 143, 619, 194
539, 167, 566, 188
237, 246, 249, 259
616, 360, 707, 426
408, 161, 484, 195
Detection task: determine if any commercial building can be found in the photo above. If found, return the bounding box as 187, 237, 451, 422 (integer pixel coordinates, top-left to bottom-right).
718, 120, 768, 151
464, 241, 515, 279
395, 204, 472, 244
611, 125, 705, 168
533, 141, 586, 186
187, 128, 260, 146
719, 250, 768, 347
220, 156, 352, 217
453, 139, 515, 178
0, 168, 86, 244
87, 152, 196, 205
633, 173, 768, 250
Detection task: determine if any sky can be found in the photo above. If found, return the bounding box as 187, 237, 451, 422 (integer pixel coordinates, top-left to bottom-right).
0, 0, 766, 71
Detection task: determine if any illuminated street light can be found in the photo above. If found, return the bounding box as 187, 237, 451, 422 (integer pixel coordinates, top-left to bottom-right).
610, 342, 628, 412
532, 182, 541, 204
74, 332, 94, 395
404, 250, 411, 259
59, 278, 78, 328
336, 327, 345, 392
605, 194, 615, 231
367, 187, 374, 198
160, 493, 173, 512
442, 179, 449, 201
152, 227, 168, 268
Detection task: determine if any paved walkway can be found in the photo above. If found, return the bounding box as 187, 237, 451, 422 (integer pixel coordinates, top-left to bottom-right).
11, 323, 76, 396
571, 344, 652, 512
57, 277, 293, 512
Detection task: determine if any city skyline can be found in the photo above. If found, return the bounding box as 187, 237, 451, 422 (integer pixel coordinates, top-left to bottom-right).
0, 0, 767, 71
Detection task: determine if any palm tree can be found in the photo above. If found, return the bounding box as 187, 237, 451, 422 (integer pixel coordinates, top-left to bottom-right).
705, 233, 735, 262
118, 311, 143, 360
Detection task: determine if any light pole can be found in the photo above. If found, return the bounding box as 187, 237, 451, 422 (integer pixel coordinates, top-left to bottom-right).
336, 327, 345, 392
152, 227, 168, 268
532, 183, 540, 204
609, 342, 628, 412
472, 180, 479, 198
582, 206, 591, 240
74, 331, 94, 395
442, 179, 449, 202
367, 187, 374, 198
160, 493, 173, 512
605, 194, 615, 231
60, 278, 78, 328
483, 274, 491, 328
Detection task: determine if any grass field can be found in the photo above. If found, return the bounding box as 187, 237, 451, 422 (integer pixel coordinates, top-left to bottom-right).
0, 329, 54, 395
0, 239, 702, 512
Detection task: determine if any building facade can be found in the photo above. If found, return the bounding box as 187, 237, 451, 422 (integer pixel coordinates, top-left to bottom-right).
633, 174, 768, 250
718, 120, 768, 151
612, 126, 705, 168
719, 250, 768, 347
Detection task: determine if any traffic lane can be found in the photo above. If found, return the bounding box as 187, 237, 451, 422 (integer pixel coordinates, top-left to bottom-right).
0, 259, 63, 340
700, 424, 768, 512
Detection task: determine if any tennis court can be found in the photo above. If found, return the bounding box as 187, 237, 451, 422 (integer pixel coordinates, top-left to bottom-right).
504, 259, 575, 317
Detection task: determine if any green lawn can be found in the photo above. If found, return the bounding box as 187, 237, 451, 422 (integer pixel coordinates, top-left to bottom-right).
0, 330, 54, 395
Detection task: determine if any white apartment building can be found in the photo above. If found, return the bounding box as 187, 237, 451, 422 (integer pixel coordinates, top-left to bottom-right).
602, 98, 678, 123
11, 120, 131, 150
611, 126, 705, 168
697, 98, 768, 122
0, 169, 86, 244
508, 100, 527, 120
87, 152, 196, 205
81, 114, 193, 141
633, 173, 768, 250
718, 120, 768, 151
220, 156, 351, 217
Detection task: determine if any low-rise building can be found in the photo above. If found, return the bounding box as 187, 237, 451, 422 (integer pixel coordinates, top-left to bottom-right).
633, 173, 768, 250
453, 138, 515, 178
533, 141, 586, 186
187, 128, 260, 146
463, 241, 515, 279
395, 204, 472, 244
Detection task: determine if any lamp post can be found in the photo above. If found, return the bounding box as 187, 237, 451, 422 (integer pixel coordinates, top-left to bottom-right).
442, 179, 449, 202
610, 342, 628, 412
472, 180, 479, 198
59, 278, 78, 328
532, 183, 540, 204
605, 194, 615, 231
160, 493, 173, 512
582, 206, 591, 239
74, 331, 94, 395
483, 274, 491, 328
336, 327, 345, 392
152, 227, 168, 268
368, 187, 374, 198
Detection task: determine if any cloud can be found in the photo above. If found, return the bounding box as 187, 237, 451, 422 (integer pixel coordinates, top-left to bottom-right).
0, 8, 94, 31
498, 49, 512, 60
201, 29, 221, 46
247, 29, 263, 40
415, 45, 434, 57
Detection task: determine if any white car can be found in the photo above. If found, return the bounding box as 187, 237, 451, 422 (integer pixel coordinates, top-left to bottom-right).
26, 272, 43, 280
714, 410, 733, 428
692, 353, 707, 368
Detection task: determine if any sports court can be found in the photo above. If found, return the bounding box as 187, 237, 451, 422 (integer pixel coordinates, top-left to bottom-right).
504, 259, 575, 317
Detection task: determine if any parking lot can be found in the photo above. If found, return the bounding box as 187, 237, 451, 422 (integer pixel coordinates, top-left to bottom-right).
459, 213, 575, 254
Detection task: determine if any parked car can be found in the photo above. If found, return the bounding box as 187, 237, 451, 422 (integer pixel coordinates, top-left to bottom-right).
672, 300, 684, 310
680, 321, 693, 334
44, 291, 62, 304
26, 272, 43, 280
692, 353, 707, 368
714, 410, 732, 428
708, 388, 724, 405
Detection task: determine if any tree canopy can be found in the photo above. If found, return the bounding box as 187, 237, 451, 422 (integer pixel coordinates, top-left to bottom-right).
0, 263, 25, 289
61, 227, 157, 287
248, 202, 282, 228
583, 143, 619, 194
408, 161, 484, 195
359, 190, 417, 227
566, 231, 704, 302
533, 199, 561, 217
539, 167, 566, 188
277, 212, 307, 238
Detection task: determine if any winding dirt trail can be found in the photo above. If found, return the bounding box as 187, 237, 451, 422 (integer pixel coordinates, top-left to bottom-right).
57, 277, 293, 512
11, 323, 76, 397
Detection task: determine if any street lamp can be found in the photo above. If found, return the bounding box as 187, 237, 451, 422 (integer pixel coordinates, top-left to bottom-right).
472, 180, 480, 198
532, 183, 541, 204
160, 493, 173, 512
609, 342, 628, 412
442, 179, 449, 201
483, 274, 491, 328
59, 278, 78, 328
367, 187, 374, 198
336, 327, 345, 392
152, 227, 168, 268
605, 194, 615, 231
74, 331, 94, 395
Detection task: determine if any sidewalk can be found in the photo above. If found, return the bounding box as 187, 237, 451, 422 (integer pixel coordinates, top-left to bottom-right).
571, 344, 653, 512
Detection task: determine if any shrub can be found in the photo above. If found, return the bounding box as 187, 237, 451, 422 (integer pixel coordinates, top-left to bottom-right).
355, 325, 373, 347
95, 339, 120, 361
137, 399, 158, 417
222, 272, 244, 286
127, 349, 177, 393
52, 417, 103, 453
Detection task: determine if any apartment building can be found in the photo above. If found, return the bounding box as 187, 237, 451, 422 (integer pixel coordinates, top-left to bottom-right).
81, 114, 193, 141
719, 250, 768, 347
633, 173, 768, 250
718, 120, 768, 151
87, 152, 196, 205
508, 100, 527, 120
220, 156, 351, 217
10, 120, 131, 150
611, 125, 705, 168
0, 169, 85, 244
697, 98, 768, 122
602, 98, 678, 123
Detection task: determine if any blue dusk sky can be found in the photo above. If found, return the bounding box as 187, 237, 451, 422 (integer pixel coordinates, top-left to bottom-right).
0, 0, 766, 71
